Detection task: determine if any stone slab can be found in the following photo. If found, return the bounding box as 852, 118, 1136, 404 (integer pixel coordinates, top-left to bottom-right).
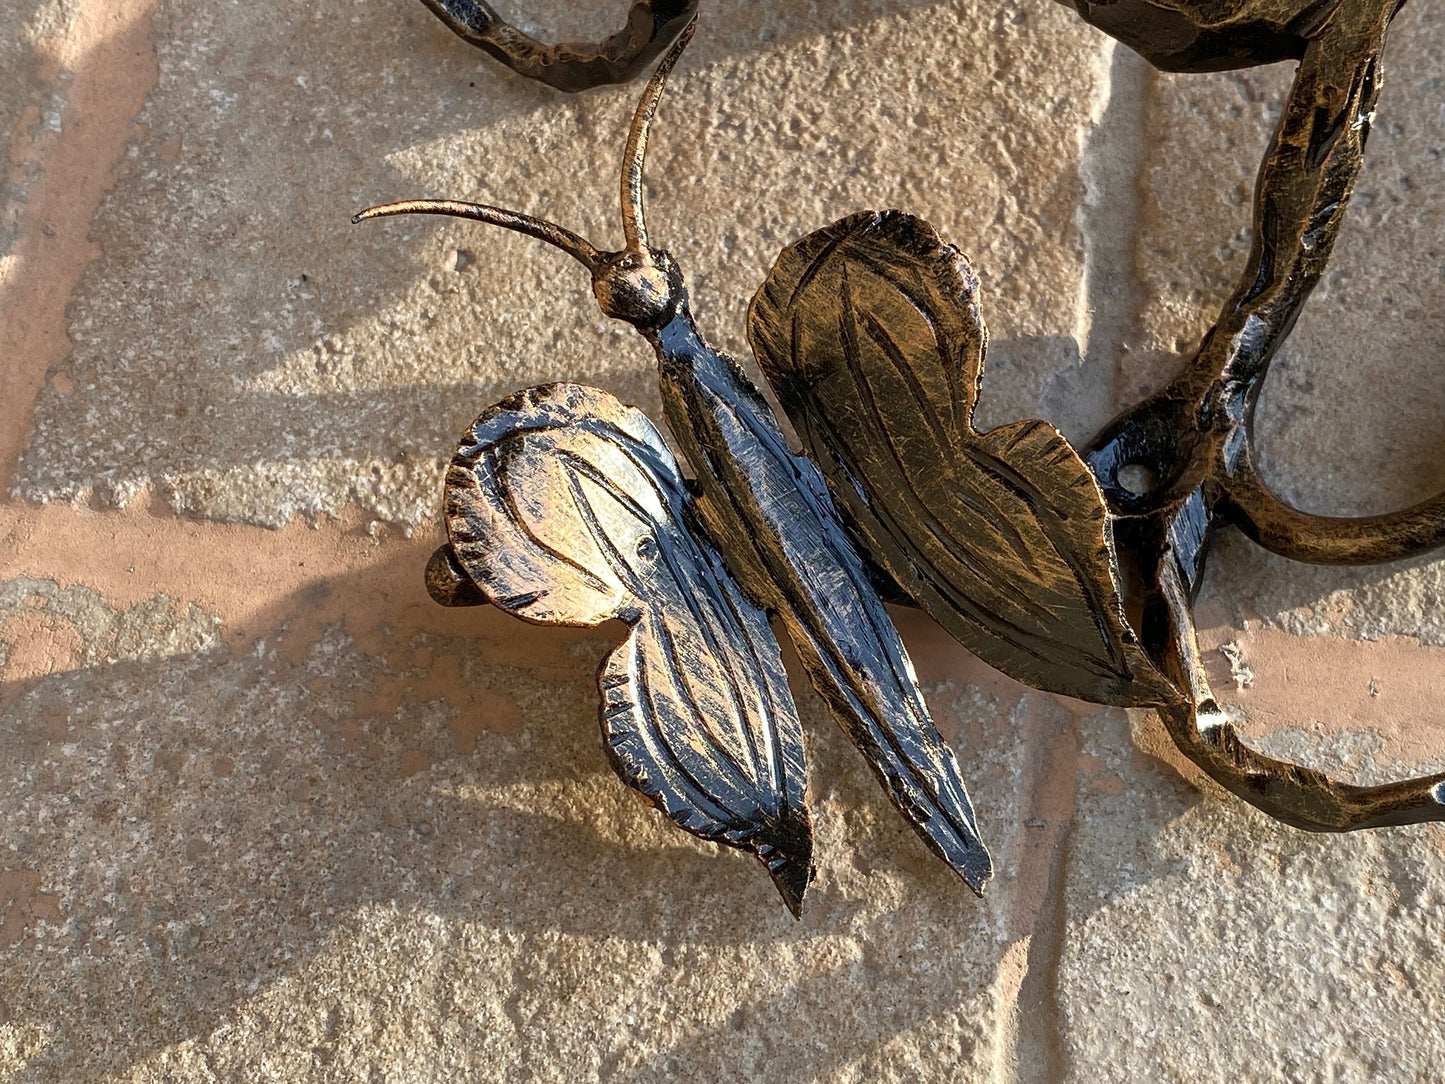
7, 0, 1113, 528
3, 0, 1445, 1080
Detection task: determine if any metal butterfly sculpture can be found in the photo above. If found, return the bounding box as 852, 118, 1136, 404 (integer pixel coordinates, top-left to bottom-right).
357, 3, 1445, 913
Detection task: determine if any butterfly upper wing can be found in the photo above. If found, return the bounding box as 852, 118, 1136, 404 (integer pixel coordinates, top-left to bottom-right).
444, 382, 813, 912
749, 211, 1177, 707
655, 326, 992, 893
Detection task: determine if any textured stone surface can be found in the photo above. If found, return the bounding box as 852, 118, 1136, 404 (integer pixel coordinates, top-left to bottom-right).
0, 544, 1079, 1081
3, 0, 1445, 1080
1060, 708, 1445, 1084
8, 0, 1111, 526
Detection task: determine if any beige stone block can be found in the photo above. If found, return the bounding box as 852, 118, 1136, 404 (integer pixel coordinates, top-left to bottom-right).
1058, 707, 1445, 1083
6, 0, 1111, 527
0, 517, 1089, 1081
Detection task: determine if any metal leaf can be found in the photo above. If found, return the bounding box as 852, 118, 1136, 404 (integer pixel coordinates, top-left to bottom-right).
444, 383, 813, 912
749, 211, 1176, 707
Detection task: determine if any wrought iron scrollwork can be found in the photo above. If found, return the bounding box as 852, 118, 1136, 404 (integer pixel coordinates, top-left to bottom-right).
358, 2, 1445, 910
1077, 0, 1445, 829
418, 0, 697, 91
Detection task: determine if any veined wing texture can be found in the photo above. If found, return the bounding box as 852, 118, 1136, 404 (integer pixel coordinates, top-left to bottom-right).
655, 323, 992, 893
443, 382, 813, 912
749, 211, 1176, 707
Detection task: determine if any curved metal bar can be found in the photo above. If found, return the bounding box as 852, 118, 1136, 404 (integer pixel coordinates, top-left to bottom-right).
1224, 450, 1445, 565
352, 199, 604, 273
620, 19, 695, 251
1152, 553, 1445, 832
1086, 1, 1395, 519
1103, 1, 1445, 829
418, 0, 698, 92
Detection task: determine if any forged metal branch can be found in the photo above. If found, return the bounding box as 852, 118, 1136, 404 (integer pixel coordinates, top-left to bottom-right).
419, 0, 698, 91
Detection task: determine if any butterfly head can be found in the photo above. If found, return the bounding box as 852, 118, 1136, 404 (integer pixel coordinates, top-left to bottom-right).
591, 248, 683, 329
353, 19, 696, 334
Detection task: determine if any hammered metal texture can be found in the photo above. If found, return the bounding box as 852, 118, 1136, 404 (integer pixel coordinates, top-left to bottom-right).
443, 381, 815, 910
750, 210, 1174, 708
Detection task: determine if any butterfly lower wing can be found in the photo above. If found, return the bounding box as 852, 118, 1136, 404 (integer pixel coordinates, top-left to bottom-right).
444, 383, 813, 912
599, 602, 812, 912
750, 211, 1177, 707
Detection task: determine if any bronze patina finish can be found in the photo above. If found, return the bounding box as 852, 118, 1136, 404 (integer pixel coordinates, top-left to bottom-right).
416, 0, 1372, 85
749, 210, 1175, 709
750, 0, 1445, 833
358, 3, 1445, 910
1057, 0, 1364, 72
1078, 0, 1445, 829
359, 27, 991, 913
418, 0, 697, 90
438, 380, 815, 911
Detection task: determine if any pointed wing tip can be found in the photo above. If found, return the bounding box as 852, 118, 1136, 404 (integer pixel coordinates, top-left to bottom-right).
767, 851, 814, 919
960, 859, 993, 898
948, 839, 994, 898
758, 810, 814, 918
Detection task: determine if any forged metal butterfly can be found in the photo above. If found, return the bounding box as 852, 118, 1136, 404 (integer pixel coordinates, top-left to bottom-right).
358, 11, 1445, 912
358, 25, 1022, 913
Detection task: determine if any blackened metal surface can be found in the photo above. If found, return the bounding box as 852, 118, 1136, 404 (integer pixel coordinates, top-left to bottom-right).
359, 24, 992, 907
359, 2, 1445, 905
1054, 0, 1338, 72
443, 382, 814, 912
651, 305, 993, 893
419, 0, 697, 91
1082, 0, 1445, 828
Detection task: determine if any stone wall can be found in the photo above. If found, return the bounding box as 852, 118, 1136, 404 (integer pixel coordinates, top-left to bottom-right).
2, 1, 1442, 1079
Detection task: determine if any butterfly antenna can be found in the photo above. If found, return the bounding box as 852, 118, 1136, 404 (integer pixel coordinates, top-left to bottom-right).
354, 17, 696, 281
619, 17, 696, 253
351, 200, 604, 274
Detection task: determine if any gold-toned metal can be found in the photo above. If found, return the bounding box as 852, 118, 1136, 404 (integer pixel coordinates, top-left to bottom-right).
1076, 0, 1445, 829
355, 0, 1445, 910
1152, 557, 1445, 832
749, 211, 1175, 708
358, 24, 992, 913
444, 381, 814, 911
418, 0, 697, 91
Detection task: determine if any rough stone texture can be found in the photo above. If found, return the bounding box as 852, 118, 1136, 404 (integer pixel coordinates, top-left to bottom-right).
2, 0, 1444, 1081
8, 0, 1111, 526
1061, 709, 1445, 1084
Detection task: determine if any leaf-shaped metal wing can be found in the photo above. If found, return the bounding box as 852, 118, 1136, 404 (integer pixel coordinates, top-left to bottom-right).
749, 211, 1176, 707
444, 383, 813, 912
656, 324, 993, 893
